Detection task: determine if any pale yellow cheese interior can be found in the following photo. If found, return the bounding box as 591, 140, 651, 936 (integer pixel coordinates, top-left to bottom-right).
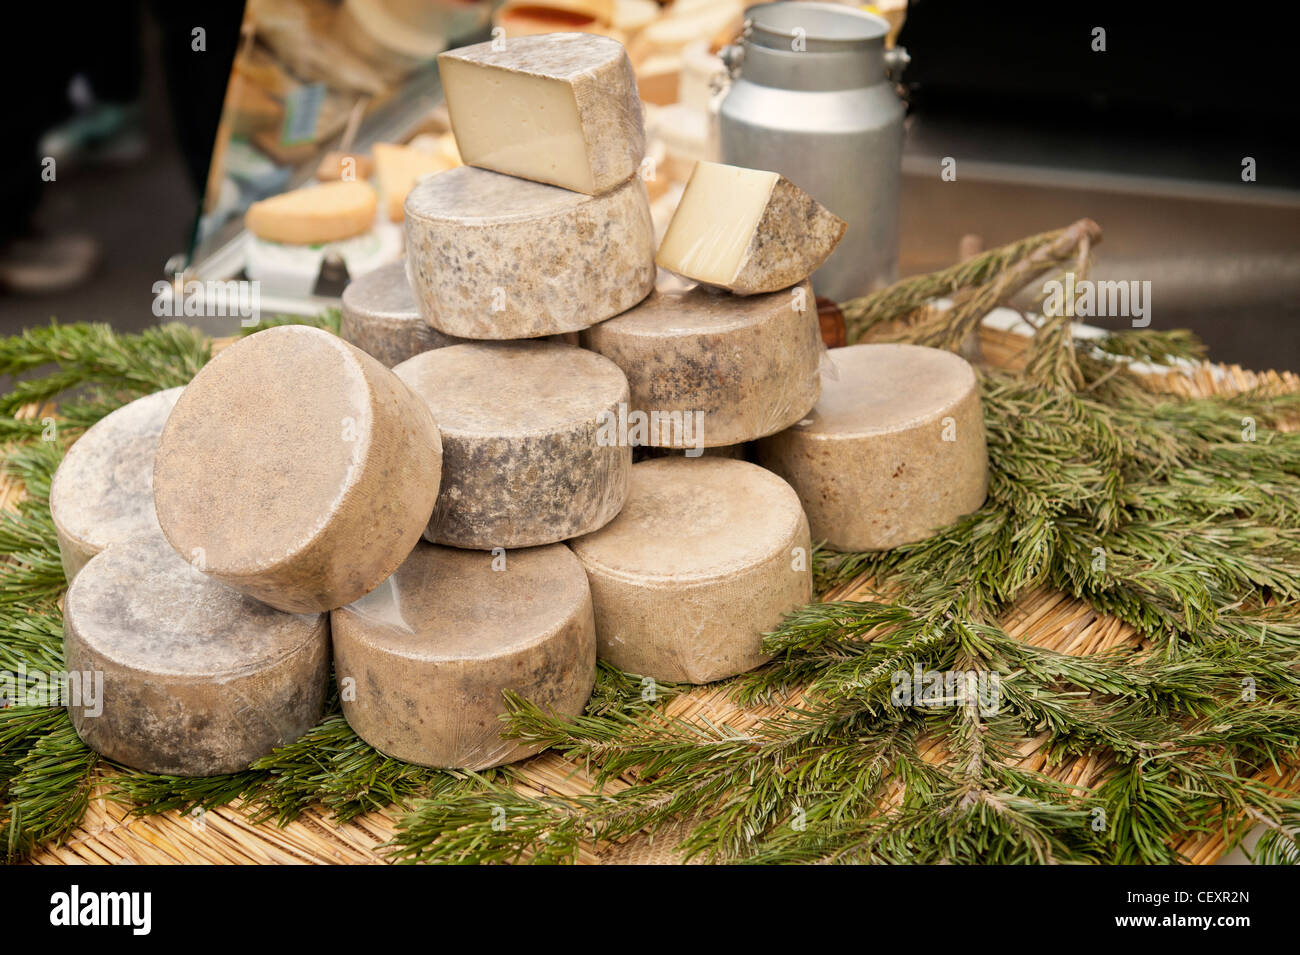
656, 161, 778, 284
440, 57, 595, 194
372, 143, 449, 222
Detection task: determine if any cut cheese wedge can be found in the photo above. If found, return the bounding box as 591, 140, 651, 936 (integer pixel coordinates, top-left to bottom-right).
245, 180, 377, 244
372, 142, 450, 221
656, 161, 847, 294
438, 33, 644, 195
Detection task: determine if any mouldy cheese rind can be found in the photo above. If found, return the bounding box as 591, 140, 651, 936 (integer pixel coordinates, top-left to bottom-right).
152, 325, 442, 613
394, 340, 631, 549
404, 166, 655, 338
569, 457, 812, 684
581, 279, 822, 447
656, 161, 847, 295
49, 387, 183, 582
756, 343, 989, 552
64, 534, 330, 776
332, 541, 596, 770
340, 260, 465, 367
438, 32, 644, 195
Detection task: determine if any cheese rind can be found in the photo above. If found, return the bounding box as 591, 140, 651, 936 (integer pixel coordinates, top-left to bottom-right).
656, 161, 847, 294
153, 325, 442, 613
49, 387, 182, 581
404, 166, 655, 338
569, 458, 812, 683
64, 535, 329, 776
394, 340, 631, 548
438, 33, 644, 195
245, 180, 378, 244
340, 260, 464, 366
756, 344, 989, 552
582, 279, 822, 446
332, 542, 596, 770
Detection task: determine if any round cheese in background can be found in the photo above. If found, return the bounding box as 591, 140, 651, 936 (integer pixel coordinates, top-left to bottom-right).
332, 541, 596, 770
757, 343, 989, 552
394, 340, 631, 549
64, 534, 330, 776
153, 325, 442, 613
245, 180, 378, 245
569, 457, 812, 684
404, 166, 656, 339
581, 279, 822, 448
340, 260, 464, 367
49, 387, 182, 582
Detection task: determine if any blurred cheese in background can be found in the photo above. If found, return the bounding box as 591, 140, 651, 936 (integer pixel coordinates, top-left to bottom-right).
494, 0, 626, 42
372, 142, 452, 221
246, 180, 378, 244
335, 0, 450, 86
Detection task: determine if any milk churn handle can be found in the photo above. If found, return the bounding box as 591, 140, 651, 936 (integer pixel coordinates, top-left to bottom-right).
884, 46, 911, 81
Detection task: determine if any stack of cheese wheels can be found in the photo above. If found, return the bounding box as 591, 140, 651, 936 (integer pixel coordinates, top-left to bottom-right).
65, 534, 330, 776
340, 259, 465, 367
758, 344, 990, 552
570, 457, 812, 684
332, 541, 596, 769
408, 33, 656, 339
153, 325, 443, 613
49, 386, 182, 581
57, 32, 869, 781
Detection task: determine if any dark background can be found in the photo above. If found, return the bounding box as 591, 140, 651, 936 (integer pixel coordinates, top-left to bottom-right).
1, 0, 1296, 370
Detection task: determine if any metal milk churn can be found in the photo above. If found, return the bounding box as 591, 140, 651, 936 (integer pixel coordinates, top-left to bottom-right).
718, 2, 907, 302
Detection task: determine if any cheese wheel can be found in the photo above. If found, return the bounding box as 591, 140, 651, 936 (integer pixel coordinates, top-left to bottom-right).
333, 541, 596, 769
570, 457, 812, 683
657, 161, 846, 294
405, 166, 655, 338
245, 181, 378, 245
64, 535, 329, 776
582, 279, 821, 447
438, 33, 643, 195
756, 344, 989, 552
394, 340, 631, 549
340, 261, 464, 367
49, 387, 182, 582
153, 325, 442, 613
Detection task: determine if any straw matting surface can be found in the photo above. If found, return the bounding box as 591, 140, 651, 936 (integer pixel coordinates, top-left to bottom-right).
11, 325, 1300, 865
